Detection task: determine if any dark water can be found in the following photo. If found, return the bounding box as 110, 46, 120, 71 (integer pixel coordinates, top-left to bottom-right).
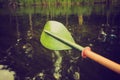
0, 3, 120, 80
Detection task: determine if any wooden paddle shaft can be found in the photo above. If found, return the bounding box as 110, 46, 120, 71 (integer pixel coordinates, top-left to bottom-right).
82, 47, 120, 74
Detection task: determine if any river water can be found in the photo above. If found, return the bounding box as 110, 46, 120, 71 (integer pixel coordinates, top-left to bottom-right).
0, 3, 120, 80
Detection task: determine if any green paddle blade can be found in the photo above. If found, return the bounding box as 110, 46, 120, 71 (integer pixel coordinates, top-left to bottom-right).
40, 21, 75, 50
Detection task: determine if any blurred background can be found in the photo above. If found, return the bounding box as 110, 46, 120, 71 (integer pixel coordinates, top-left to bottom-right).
0, 0, 120, 80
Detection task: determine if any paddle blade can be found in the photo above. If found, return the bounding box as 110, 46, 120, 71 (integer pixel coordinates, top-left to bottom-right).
40, 21, 75, 50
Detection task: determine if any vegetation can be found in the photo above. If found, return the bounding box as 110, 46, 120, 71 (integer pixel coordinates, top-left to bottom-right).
10, 5, 92, 16
0, 0, 119, 17
16, 0, 89, 4
0, 0, 120, 7
0, 0, 94, 6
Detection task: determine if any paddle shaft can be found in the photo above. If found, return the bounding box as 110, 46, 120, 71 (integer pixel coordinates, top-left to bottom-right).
83, 47, 120, 74
44, 30, 120, 74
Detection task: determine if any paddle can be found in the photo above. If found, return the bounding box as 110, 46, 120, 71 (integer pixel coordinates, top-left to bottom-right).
40, 21, 120, 74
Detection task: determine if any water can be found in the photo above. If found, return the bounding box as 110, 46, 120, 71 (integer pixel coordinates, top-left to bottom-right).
0, 3, 120, 80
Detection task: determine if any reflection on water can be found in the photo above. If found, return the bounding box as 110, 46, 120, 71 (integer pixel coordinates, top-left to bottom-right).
0, 3, 120, 80
53, 51, 62, 80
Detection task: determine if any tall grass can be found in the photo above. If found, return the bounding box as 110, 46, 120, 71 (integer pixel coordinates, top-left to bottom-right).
15, 0, 94, 6
16, 4, 92, 16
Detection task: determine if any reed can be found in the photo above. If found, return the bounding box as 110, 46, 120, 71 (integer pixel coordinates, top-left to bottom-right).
12, 0, 94, 6
16, 4, 92, 17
